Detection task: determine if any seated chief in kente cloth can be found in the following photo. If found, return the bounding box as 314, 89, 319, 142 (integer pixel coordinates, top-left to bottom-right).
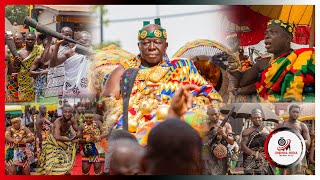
100, 18, 223, 145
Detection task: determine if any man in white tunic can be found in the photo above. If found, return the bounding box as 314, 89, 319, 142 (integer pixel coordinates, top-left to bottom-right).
50, 30, 94, 98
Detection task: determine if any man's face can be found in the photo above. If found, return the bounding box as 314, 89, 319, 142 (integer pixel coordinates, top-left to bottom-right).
62, 107, 73, 121
61, 28, 73, 45
207, 108, 220, 125
289, 107, 300, 120
25, 34, 36, 49
13, 34, 23, 49
139, 37, 168, 66
138, 25, 168, 66
12, 120, 21, 130
251, 113, 262, 126
78, 34, 91, 47
264, 25, 291, 54
40, 106, 47, 116
85, 116, 94, 125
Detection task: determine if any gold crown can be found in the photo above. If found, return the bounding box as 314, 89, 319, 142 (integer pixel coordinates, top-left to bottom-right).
84, 113, 94, 118
11, 117, 21, 123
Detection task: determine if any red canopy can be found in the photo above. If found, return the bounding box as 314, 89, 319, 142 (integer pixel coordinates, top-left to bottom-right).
224, 6, 311, 46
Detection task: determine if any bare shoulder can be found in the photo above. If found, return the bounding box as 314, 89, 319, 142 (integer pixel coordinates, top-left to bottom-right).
54, 118, 61, 126
78, 124, 84, 130
96, 120, 103, 127
17, 47, 25, 54
242, 127, 253, 137
31, 56, 40, 63
113, 66, 125, 75
105, 66, 125, 86
224, 122, 233, 129
300, 121, 309, 130
5, 126, 12, 132
70, 116, 77, 124
24, 126, 32, 132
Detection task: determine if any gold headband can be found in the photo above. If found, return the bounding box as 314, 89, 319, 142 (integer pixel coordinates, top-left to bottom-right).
11, 117, 21, 123
84, 114, 94, 118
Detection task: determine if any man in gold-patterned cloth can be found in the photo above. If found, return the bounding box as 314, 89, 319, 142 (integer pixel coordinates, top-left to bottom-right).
15, 32, 44, 102
100, 18, 222, 146
5, 117, 35, 175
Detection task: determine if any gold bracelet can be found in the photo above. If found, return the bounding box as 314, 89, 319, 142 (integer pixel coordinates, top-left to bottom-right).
82, 172, 90, 175
94, 171, 103, 175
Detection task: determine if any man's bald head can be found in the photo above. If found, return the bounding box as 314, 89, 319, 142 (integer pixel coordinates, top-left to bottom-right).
13, 33, 23, 39
207, 107, 220, 124
207, 107, 220, 114
39, 105, 47, 116
13, 33, 23, 49
110, 139, 144, 175
142, 24, 162, 32
61, 26, 73, 33
61, 26, 73, 45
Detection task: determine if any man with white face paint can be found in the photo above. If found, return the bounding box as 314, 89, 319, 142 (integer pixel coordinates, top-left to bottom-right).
240, 108, 273, 175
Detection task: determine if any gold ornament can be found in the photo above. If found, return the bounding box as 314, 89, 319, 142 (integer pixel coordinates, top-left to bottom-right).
212, 143, 228, 159
163, 30, 167, 39
140, 31, 147, 39
156, 104, 169, 120
137, 65, 169, 83
154, 29, 162, 38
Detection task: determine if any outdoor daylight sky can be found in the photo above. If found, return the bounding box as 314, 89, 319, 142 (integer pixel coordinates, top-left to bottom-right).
91, 5, 227, 57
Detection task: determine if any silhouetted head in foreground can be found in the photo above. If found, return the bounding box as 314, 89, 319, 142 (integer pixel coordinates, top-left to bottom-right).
141, 119, 203, 175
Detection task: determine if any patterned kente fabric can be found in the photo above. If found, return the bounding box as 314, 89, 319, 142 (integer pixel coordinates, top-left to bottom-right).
63, 54, 92, 98
6, 48, 23, 103
45, 45, 69, 100
17, 45, 44, 102
256, 48, 315, 102
103, 54, 222, 145
5, 126, 34, 168
241, 58, 253, 71
36, 134, 77, 175
81, 122, 105, 163
6, 74, 19, 102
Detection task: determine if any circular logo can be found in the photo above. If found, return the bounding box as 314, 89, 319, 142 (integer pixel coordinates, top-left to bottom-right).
140, 31, 147, 39
264, 127, 306, 168
163, 30, 167, 39
154, 29, 162, 38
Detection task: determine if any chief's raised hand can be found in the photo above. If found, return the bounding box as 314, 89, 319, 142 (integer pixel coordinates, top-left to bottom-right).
167, 84, 200, 118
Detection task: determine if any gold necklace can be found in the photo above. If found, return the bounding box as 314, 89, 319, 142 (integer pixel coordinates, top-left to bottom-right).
11, 126, 25, 139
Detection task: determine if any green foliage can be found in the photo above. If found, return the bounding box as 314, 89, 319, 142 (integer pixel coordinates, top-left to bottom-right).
5, 5, 30, 25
